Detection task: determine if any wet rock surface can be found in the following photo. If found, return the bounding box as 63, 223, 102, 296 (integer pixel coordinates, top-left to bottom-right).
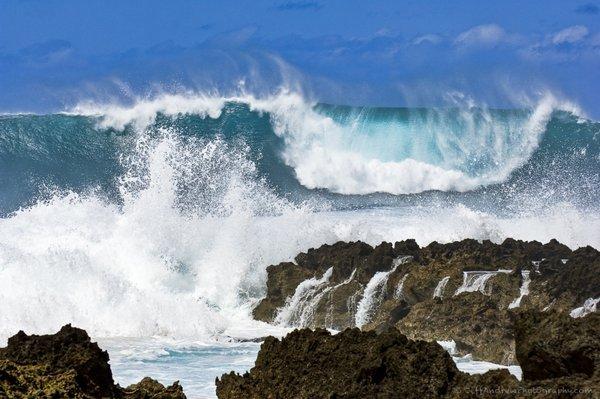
217, 312, 600, 398
515, 311, 599, 382
122, 377, 186, 399
0, 325, 186, 398
216, 327, 466, 399
397, 293, 516, 364
253, 239, 599, 364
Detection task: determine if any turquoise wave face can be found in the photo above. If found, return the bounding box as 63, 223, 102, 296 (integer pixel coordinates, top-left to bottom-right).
0, 102, 598, 215
314, 104, 532, 174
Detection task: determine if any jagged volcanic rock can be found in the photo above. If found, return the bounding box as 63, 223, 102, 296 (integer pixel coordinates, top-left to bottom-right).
515, 311, 599, 381
253, 238, 599, 364
216, 327, 469, 399
217, 312, 600, 399
521, 246, 600, 313
122, 377, 186, 399
397, 293, 516, 364
0, 325, 186, 398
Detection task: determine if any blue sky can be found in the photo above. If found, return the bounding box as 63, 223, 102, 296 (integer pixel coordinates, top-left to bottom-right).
1, 0, 599, 114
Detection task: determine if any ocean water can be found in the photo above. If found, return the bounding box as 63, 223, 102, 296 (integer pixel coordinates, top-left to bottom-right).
98, 337, 522, 399
100, 338, 263, 399
0, 90, 598, 397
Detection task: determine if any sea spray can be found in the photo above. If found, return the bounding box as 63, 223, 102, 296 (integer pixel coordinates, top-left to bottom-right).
0, 90, 599, 343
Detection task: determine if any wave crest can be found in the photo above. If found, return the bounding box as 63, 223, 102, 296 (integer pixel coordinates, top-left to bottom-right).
71, 89, 583, 195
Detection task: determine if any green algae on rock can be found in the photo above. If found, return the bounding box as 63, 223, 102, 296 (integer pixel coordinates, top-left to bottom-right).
0, 325, 186, 399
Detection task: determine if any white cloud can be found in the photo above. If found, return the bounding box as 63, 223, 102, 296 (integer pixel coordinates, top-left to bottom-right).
551, 25, 589, 45
454, 24, 506, 46
413, 34, 442, 45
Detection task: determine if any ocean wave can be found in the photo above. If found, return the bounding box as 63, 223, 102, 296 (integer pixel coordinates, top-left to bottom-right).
0, 89, 598, 341
67, 90, 585, 195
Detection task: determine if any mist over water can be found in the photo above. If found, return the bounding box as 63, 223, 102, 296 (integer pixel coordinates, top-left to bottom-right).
0, 90, 599, 344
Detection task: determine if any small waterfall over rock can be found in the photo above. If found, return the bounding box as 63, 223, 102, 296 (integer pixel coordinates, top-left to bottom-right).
433, 276, 451, 299
355, 256, 412, 328
509, 270, 531, 309
275, 268, 360, 327
454, 270, 511, 296
570, 297, 599, 318
321, 269, 358, 326
393, 274, 408, 300
275, 267, 333, 326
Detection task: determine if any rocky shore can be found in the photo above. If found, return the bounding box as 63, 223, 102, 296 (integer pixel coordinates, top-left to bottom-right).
216, 310, 599, 398
253, 239, 599, 364
1, 310, 597, 398
0, 325, 185, 398
1, 238, 597, 398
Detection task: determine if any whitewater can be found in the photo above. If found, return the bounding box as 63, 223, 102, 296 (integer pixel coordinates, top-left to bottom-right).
0, 90, 599, 397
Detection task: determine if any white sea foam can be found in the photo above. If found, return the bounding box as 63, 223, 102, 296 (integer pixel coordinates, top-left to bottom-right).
433, 276, 451, 299
509, 270, 531, 309
570, 297, 599, 318
454, 270, 511, 296
0, 90, 598, 344
274, 267, 333, 326
394, 274, 408, 300
69, 89, 583, 195
354, 256, 410, 327
1, 192, 598, 343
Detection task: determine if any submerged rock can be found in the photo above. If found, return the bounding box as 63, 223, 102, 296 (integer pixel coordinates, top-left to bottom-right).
122, 377, 186, 399
0, 325, 186, 398
254, 238, 599, 364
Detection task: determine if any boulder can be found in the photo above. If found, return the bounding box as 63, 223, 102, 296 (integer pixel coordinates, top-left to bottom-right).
515, 311, 599, 381
0, 325, 186, 398
123, 377, 186, 399
216, 327, 465, 399
0, 324, 115, 398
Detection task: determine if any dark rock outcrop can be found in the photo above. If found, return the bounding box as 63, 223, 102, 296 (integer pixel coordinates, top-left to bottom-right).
217, 311, 600, 398
0, 324, 114, 398
521, 246, 600, 313
216, 327, 469, 399
122, 377, 186, 399
0, 325, 186, 398
515, 311, 599, 381
253, 239, 599, 364
397, 292, 516, 364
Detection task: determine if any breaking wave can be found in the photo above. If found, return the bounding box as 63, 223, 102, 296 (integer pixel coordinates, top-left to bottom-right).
0, 89, 598, 342
69, 90, 586, 195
